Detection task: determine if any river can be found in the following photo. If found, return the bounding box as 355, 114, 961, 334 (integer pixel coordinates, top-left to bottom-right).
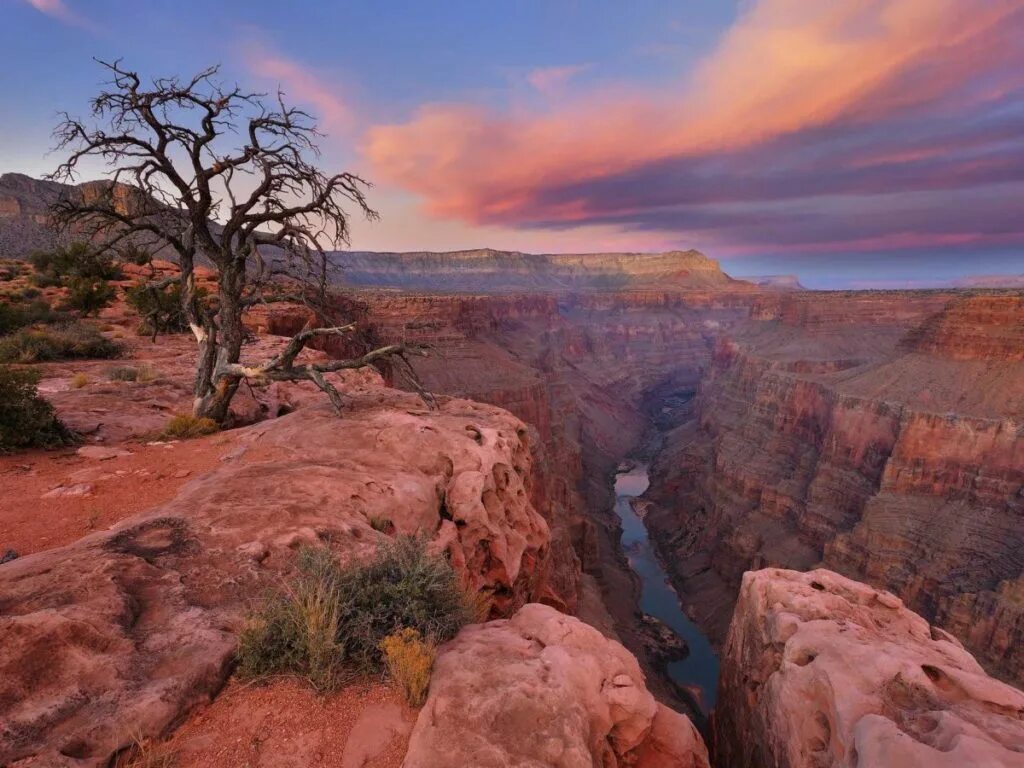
614, 463, 719, 712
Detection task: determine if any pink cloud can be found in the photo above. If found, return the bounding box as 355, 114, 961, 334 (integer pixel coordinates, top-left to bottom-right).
241, 43, 354, 135
526, 64, 591, 95
24, 0, 96, 31
362, 0, 1024, 235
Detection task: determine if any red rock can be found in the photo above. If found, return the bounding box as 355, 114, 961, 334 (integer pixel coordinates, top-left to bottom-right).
714, 568, 1024, 768
0, 388, 551, 767
403, 603, 709, 768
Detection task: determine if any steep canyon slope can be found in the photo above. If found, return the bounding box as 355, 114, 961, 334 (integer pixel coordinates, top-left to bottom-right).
299, 254, 1024, 692
643, 291, 1024, 686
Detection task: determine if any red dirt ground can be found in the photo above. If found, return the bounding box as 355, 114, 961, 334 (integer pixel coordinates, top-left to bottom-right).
165, 679, 415, 768
0, 434, 230, 556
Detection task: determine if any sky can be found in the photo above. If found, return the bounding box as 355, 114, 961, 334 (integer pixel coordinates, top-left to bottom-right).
1, 0, 1023, 288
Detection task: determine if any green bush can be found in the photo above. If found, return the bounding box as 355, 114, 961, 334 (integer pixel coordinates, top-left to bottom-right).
0, 365, 74, 452
126, 282, 205, 336
237, 537, 472, 688
63, 275, 116, 316
30, 242, 122, 286
0, 299, 62, 335
0, 322, 122, 363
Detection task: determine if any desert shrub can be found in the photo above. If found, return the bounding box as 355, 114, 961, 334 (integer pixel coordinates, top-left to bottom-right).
236, 552, 345, 690
380, 628, 436, 707
237, 537, 472, 689
0, 298, 61, 335
0, 322, 122, 363
159, 413, 219, 440
63, 275, 116, 316
107, 365, 140, 382
70, 373, 89, 389
332, 536, 472, 668
30, 241, 122, 285
0, 365, 74, 452
126, 282, 206, 336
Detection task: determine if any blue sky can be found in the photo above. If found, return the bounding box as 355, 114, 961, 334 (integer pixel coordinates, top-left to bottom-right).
2, 0, 1023, 288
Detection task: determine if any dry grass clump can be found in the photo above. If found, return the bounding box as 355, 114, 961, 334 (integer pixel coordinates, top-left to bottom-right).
114, 733, 177, 768
159, 413, 219, 440
237, 537, 472, 694
106, 364, 158, 383
380, 628, 436, 707
70, 372, 89, 389
0, 322, 122, 363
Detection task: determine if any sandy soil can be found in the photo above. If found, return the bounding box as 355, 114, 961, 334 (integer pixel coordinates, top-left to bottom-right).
0, 434, 231, 556
164, 679, 415, 768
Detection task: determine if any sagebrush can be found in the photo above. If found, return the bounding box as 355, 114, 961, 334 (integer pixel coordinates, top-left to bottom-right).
0, 365, 74, 452
237, 537, 473, 689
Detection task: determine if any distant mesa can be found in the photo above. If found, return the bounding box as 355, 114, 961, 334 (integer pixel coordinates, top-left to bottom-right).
333, 248, 737, 292
954, 274, 1024, 289
740, 274, 807, 291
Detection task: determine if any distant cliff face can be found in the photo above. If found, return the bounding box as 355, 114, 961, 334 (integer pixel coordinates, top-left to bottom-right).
332, 248, 735, 292
0, 172, 155, 258
643, 290, 1024, 685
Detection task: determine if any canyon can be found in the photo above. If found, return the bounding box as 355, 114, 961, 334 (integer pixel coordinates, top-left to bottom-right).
281, 256, 1023, 702
1, 179, 1022, 765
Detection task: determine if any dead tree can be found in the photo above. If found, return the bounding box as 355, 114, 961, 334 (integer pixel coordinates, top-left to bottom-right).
50, 60, 427, 422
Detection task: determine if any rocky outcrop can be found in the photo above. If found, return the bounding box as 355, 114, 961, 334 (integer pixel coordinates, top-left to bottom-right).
715, 568, 1024, 768
334, 248, 736, 292
0, 383, 551, 767
403, 603, 709, 768
902, 293, 1024, 361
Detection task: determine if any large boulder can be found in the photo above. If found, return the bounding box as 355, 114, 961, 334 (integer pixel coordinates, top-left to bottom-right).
0, 385, 551, 767
715, 568, 1024, 768
403, 603, 709, 768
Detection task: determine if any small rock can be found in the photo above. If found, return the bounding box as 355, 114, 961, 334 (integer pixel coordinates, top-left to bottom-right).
42, 483, 94, 498
875, 590, 902, 609
173, 469, 191, 479
77, 446, 132, 461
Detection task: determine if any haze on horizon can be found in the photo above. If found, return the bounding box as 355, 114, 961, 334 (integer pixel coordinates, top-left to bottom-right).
1, 0, 1022, 289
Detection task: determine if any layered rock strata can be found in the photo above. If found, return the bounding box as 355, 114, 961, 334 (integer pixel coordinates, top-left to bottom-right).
645, 292, 1024, 684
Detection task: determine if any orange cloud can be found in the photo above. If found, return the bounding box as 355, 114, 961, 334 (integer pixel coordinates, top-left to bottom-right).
363, 0, 1023, 227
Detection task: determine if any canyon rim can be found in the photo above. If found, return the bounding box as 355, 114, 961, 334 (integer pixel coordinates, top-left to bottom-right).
3, 2, 1024, 766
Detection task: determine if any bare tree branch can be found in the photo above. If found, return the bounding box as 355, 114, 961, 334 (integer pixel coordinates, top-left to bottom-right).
49, 60, 430, 422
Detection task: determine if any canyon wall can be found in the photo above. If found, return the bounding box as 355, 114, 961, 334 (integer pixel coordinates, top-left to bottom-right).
644, 291, 1024, 684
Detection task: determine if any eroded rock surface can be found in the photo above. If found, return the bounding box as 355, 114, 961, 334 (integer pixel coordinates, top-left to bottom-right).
403, 603, 709, 768
715, 568, 1024, 768
0, 385, 550, 767
644, 291, 1024, 683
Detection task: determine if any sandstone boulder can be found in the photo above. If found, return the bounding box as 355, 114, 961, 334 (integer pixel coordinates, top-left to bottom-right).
403, 603, 709, 768
715, 568, 1024, 768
